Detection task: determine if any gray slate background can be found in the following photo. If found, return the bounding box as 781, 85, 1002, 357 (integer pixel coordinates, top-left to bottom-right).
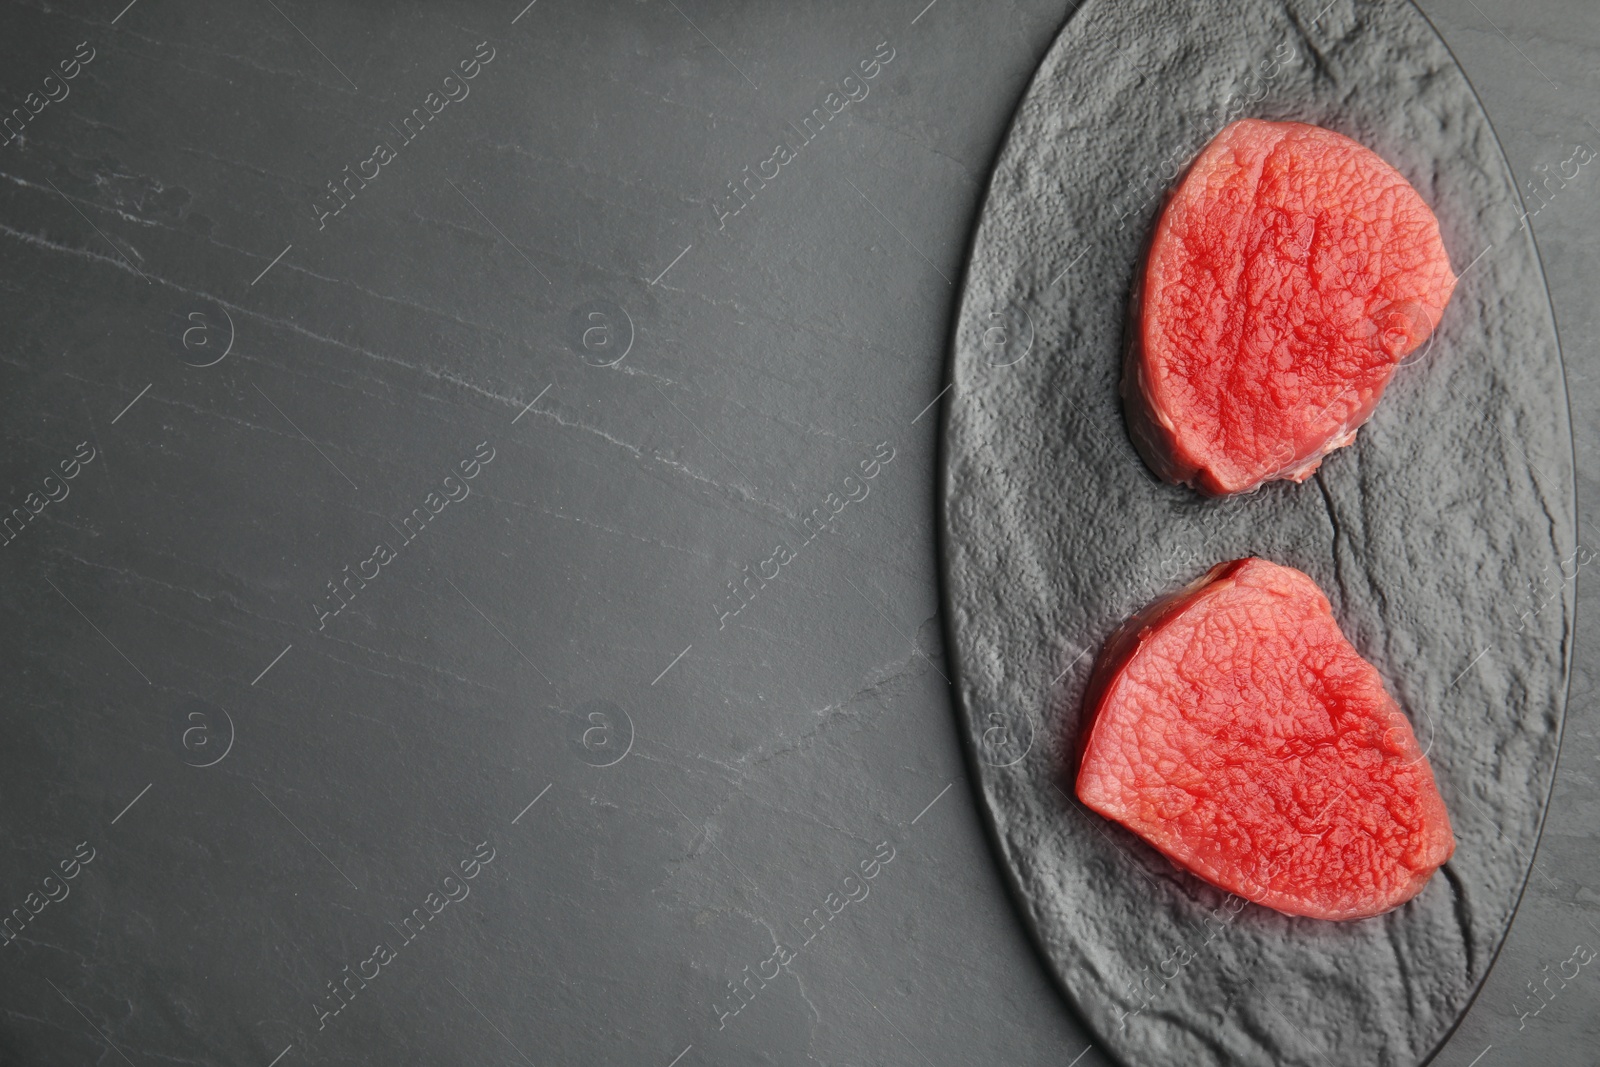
0, 1, 1593, 1065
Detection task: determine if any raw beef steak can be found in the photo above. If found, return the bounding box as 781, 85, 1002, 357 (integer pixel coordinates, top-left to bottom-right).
1125, 119, 1457, 495
1075, 558, 1455, 920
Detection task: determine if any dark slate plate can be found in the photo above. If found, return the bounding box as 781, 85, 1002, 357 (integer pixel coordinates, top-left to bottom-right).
938, 1, 1576, 1065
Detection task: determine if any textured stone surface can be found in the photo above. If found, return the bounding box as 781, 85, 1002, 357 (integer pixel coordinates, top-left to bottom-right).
0, 0, 1594, 1064
941, 2, 1576, 1065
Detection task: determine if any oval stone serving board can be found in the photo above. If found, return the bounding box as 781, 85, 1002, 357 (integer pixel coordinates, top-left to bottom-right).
938, 2, 1576, 1065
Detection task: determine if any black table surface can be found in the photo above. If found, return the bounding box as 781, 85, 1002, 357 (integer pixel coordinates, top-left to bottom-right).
0, 2, 1595, 1065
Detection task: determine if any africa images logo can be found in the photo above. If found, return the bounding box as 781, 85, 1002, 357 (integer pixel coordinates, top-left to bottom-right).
713, 442, 894, 629
708, 41, 895, 232
312, 441, 495, 630
311, 41, 497, 230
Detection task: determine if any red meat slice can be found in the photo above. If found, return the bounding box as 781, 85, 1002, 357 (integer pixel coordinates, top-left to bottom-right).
1125, 119, 1457, 496
1074, 558, 1454, 921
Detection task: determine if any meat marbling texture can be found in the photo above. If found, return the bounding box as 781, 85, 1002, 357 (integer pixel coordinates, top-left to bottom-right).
1125, 119, 1458, 496
1075, 558, 1455, 921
